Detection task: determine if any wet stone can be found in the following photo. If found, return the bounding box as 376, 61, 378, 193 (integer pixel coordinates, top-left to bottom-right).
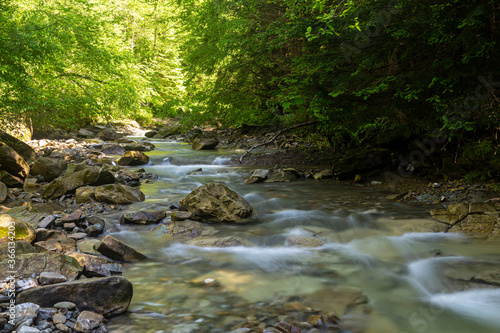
39, 272, 68, 285
17, 327, 41, 333
54, 301, 77, 310
38, 215, 56, 229
15, 302, 40, 325
53, 311, 67, 324
75, 310, 104, 332
96, 235, 147, 262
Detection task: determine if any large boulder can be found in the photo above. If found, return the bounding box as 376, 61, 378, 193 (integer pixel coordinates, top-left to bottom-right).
0, 130, 36, 163
0, 214, 36, 244
0, 252, 82, 280
178, 183, 257, 223
42, 165, 114, 199
154, 125, 183, 138
17, 276, 133, 317
1, 170, 24, 187
30, 157, 68, 182
0, 181, 7, 203
115, 151, 149, 166
96, 235, 147, 262
94, 184, 145, 204
102, 143, 126, 155
0, 240, 36, 260
98, 128, 122, 141
264, 168, 299, 183
0, 141, 30, 179
192, 136, 218, 150
332, 148, 391, 179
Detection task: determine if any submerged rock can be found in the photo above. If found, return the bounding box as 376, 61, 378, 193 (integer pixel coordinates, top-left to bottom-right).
17, 276, 133, 317
179, 182, 257, 223
163, 220, 217, 239
186, 236, 249, 247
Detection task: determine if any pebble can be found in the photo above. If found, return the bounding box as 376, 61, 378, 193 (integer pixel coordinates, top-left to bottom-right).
54, 301, 77, 310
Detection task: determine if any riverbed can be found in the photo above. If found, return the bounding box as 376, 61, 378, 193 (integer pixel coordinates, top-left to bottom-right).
105, 141, 500, 333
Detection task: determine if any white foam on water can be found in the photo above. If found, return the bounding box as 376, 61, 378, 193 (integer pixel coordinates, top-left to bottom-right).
385, 232, 467, 260
429, 289, 500, 329
212, 156, 232, 165
406, 256, 467, 295
321, 242, 376, 265
165, 243, 315, 271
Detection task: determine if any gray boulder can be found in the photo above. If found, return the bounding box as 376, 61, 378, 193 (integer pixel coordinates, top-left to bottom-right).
192, 136, 218, 150
102, 143, 125, 155
179, 182, 256, 223
0, 130, 36, 163
17, 276, 133, 317
0, 252, 82, 281
42, 165, 114, 199
119, 210, 166, 225
30, 157, 68, 182
0, 141, 30, 179
94, 184, 145, 204
1, 170, 24, 187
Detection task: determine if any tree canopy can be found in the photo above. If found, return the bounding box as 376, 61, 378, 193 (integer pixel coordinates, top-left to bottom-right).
1, 0, 499, 171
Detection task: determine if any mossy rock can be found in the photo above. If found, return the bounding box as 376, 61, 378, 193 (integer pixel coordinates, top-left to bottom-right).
0, 214, 36, 244
179, 182, 256, 223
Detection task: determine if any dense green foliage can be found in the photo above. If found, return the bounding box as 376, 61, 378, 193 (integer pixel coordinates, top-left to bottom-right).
179, 0, 499, 144
1, 0, 499, 176
0, 0, 184, 131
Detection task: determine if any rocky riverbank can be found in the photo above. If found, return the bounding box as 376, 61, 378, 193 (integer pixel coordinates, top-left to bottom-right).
2, 121, 500, 332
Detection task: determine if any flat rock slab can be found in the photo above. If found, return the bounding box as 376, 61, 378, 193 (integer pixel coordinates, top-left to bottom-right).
96, 235, 147, 262
119, 210, 166, 225
17, 276, 133, 317
0, 253, 82, 281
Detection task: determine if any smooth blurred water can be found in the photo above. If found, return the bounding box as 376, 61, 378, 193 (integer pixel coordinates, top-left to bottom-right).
105, 141, 500, 333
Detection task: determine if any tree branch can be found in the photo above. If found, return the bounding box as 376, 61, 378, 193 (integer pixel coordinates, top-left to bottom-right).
239, 120, 320, 163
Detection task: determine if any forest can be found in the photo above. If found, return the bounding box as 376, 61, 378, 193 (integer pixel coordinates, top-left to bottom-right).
1, 0, 499, 179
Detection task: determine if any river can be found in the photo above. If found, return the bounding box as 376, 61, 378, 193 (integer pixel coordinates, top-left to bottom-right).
104, 141, 500, 333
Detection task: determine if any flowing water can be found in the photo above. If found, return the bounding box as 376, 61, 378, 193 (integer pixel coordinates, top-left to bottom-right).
105, 141, 500, 333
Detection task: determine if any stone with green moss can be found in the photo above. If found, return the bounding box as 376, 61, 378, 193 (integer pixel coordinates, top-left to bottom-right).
0, 214, 36, 244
